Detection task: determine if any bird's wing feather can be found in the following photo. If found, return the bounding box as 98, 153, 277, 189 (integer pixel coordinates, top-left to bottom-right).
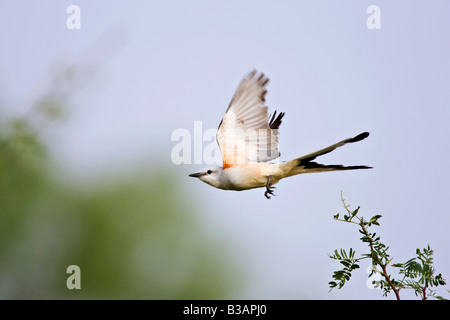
217, 70, 284, 168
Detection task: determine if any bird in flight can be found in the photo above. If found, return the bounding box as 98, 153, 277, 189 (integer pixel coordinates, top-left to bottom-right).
189, 70, 371, 199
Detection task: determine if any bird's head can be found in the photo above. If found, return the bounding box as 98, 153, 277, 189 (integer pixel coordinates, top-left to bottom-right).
189, 166, 223, 188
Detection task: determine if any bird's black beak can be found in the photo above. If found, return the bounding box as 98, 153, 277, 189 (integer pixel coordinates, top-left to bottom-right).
189, 172, 201, 178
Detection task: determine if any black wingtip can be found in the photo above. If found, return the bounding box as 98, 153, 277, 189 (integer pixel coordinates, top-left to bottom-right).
347, 132, 370, 143
268, 110, 285, 129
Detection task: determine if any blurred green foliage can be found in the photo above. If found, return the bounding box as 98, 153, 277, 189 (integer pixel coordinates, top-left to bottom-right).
0, 116, 234, 299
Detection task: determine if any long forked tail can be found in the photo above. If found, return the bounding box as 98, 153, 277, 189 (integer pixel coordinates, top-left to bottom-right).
284, 132, 372, 177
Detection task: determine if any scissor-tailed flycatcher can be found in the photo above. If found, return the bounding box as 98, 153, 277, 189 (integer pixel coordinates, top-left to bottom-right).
189, 70, 371, 199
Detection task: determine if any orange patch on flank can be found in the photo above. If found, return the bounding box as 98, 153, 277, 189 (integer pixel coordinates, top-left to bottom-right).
222, 150, 245, 169
223, 161, 234, 170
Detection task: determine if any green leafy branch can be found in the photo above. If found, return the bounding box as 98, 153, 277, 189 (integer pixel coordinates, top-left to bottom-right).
392, 246, 446, 300
328, 192, 447, 300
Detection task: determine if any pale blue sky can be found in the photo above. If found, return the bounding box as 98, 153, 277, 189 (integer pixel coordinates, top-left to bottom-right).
1, 1, 449, 299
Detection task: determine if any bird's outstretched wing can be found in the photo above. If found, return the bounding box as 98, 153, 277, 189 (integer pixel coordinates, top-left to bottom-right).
217, 70, 285, 169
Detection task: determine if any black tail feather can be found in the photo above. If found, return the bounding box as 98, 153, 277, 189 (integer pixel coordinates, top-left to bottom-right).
301, 161, 372, 170
296, 132, 371, 171
347, 132, 370, 143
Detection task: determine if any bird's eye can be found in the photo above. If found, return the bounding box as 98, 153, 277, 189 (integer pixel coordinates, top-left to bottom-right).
207, 170, 212, 174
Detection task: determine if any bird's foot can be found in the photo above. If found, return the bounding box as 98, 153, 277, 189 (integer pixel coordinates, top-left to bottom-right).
264, 176, 276, 199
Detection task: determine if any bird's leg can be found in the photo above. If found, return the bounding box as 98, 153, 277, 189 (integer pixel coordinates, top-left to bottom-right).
264, 175, 276, 199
